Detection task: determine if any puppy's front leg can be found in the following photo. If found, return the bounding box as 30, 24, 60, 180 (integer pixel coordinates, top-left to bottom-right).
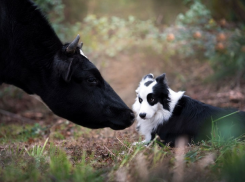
133, 132, 156, 146
141, 132, 152, 144
142, 132, 156, 144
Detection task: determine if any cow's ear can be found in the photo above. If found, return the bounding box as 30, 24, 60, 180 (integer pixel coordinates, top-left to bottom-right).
156, 73, 166, 84
56, 58, 78, 82
62, 59, 74, 82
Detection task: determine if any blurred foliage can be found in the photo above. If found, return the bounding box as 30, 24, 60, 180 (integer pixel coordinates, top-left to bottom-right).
177, 0, 212, 27
34, 0, 64, 22
33, 0, 81, 42
63, 0, 88, 23
31, 0, 245, 82
207, 0, 245, 23
34, 0, 65, 40
80, 15, 162, 57
79, 0, 245, 82
221, 144, 245, 182
172, 0, 245, 81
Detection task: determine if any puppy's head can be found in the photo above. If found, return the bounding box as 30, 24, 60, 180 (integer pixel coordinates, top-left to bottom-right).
132, 73, 171, 121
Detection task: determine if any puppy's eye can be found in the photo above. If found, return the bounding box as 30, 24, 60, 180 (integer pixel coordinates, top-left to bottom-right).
139, 97, 143, 103
87, 77, 98, 84
147, 94, 156, 105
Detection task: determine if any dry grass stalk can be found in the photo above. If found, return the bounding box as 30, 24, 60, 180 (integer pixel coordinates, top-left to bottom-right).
172, 137, 188, 182
116, 136, 133, 153
143, 136, 158, 151
103, 145, 122, 161
116, 167, 128, 182
135, 153, 149, 180
197, 153, 215, 169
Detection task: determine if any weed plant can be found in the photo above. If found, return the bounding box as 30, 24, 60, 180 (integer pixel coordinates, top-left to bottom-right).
2, 112, 245, 181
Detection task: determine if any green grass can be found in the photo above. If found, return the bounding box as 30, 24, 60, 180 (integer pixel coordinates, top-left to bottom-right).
1, 114, 245, 182
0, 123, 42, 143
0, 140, 105, 182
25, 138, 49, 158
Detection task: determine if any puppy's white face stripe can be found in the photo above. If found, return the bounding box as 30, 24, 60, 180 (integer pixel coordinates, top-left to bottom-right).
80, 49, 87, 58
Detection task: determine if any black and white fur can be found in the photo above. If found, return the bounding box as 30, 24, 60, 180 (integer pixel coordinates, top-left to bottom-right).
133, 73, 245, 146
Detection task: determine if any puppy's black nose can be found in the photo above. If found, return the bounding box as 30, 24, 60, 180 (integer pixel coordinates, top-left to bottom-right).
139, 113, 146, 119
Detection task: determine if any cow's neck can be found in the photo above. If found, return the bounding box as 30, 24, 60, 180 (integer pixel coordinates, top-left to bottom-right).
1, 47, 62, 94
0, 0, 63, 95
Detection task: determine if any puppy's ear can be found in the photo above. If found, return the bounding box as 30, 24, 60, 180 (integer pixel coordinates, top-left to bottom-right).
156, 73, 166, 84
143, 73, 154, 80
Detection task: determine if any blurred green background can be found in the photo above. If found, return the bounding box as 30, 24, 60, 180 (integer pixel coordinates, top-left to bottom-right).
33, 0, 245, 105
34, 0, 245, 81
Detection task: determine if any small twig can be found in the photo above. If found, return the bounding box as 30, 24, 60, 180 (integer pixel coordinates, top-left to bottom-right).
0, 109, 35, 123
123, 147, 140, 167
103, 145, 122, 161
116, 136, 133, 153
127, 145, 133, 156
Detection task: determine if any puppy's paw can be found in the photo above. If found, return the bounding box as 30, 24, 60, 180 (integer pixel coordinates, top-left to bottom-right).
132, 140, 150, 146
132, 141, 140, 146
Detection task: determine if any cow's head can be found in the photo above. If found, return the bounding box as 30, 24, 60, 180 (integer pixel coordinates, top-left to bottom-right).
42, 35, 134, 130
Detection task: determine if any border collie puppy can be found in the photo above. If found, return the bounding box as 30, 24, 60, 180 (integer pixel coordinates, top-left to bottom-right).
133, 73, 245, 146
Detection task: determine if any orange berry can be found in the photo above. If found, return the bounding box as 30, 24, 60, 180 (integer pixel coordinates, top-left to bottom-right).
241, 46, 245, 52
220, 19, 227, 26
216, 42, 225, 50
217, 33, 226, 41
193, 31, 202, 39
167, 33, 175, 41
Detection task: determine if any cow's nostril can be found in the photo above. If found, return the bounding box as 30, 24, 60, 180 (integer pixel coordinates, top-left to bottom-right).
130, 111, 135, 120
139, 113, 146, 119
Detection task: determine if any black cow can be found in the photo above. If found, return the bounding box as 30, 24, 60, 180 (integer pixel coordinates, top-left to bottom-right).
0, 0, 134, 130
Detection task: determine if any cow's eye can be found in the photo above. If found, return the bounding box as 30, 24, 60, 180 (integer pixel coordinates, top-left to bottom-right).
139, 97, 143, 103
87, 77, 98, 84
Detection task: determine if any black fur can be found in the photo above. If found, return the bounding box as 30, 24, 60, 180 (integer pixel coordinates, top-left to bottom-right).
0, 0, 134, 130
152, 74, 245, 146
144, 81, 153, 87
153, 74, 170, 111
147, 93, 159, 106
